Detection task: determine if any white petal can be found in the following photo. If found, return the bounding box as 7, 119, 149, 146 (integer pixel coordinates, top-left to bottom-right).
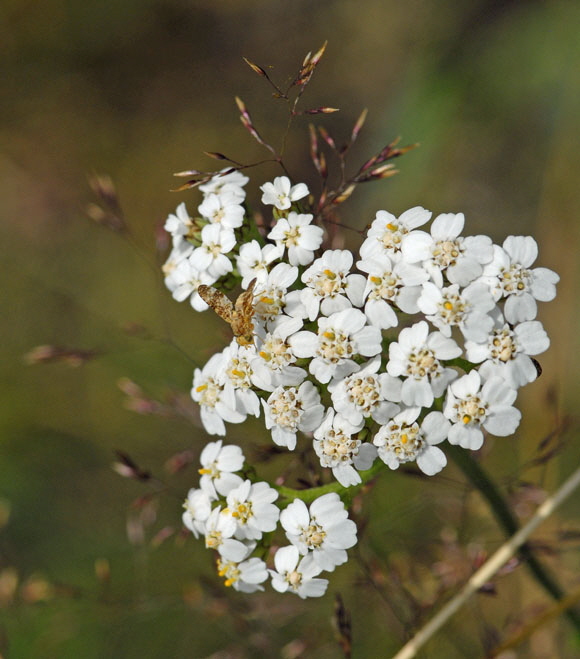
417, 446, 447, 475
431, 212, 464, 240
504, 293, 537, 323
503, 236, 537, 267
401, 231, 432, 262
483, 406, 521, 436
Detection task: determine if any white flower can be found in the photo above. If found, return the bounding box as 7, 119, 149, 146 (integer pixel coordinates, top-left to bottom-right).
252, 315, 307, 391
216, 553, 269, 593
373, 408, 450, 476
267, 212, 324, 266
357, 253, 429, 327
359, 206, 432, 260
329, 356, 401, 427
222, 341, 261, 418
203, 507, 248, 561
417, 282, 495, 343
191, 352, 246, 436
162, 240, 194, 293
477, 236, 559, 323
300, 250, 366, 321
465, 319, 549, 389
164, 202, 194, 241
280, 493, 357, 572
401, 212, 493, 287
198, 439, 245, 498
313, 409, 377, 487
252, 263, 300, 327
191, 223, 236, 278
270, 546, 328, 599
260, 176, 309, 210
198, 192, 245, 229
223, 479, 280, 541
166, 256, 216, 311
386, 321, 461, 407
289, 308, 382, 384
236, 240, 284, 288
182, 486, 214, 539
443, 370, 521, 450
262, 381, 324, 450
198, 169, 249, 200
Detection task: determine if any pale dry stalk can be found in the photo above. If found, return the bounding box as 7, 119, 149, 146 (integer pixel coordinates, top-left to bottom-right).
393, 464, 580, 659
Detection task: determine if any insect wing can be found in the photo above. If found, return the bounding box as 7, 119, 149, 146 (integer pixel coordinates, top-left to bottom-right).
232, 278, 257, 344
198, 285, 234, 323
234, 278, 257, 318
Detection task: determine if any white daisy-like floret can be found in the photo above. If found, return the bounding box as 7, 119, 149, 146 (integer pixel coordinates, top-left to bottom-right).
251, 315, 307, 392
191, 352, 246, 436
386, 320, 461, 407
417, 281, 495, 343
236, 240, 284, 288
260, 176, 309, 210
280, 493, 357, 572
165, 256, 216, 311
443, 370, 521, 450
465, 319, 549, 389
198, 192, 245, 229
164, 202, 194, 243
313, 409, 377, 487
270, 546, 328, 599
252, 263, 300, 328
162, 232, 194, 278
191, 223, 236, 278
267, 211, 324, 266
300, 250, 366, 321
216, 552, 269, 593
477, 236, 559, 324
198, 169, 249, 200
359, 206, 432, 261
222, 341, 261, 418
182, 485, 214, 539
223, 479, 280, 541
401, 212, 493, 287
373, 408, 450, 476
262, 381, 325, 450
198, 439, 245, 498
329, 356, 402, 427
289, 308, 382, 384
203, 506, 249, 561
357, 253, 429, 328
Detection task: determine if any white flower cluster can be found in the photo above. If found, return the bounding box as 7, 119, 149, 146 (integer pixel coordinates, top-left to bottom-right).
182, 439, 356, 597
163, 171, 558, 595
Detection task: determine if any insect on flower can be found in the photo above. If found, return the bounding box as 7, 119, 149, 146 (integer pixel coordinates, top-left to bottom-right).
198, 278, 257, 346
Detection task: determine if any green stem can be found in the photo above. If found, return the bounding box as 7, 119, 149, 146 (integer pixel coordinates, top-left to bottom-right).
447, 444, 580, 633
274, 459, 385, 508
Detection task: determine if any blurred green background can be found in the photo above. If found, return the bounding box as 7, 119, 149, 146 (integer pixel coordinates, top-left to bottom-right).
1, 1, 580, 657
